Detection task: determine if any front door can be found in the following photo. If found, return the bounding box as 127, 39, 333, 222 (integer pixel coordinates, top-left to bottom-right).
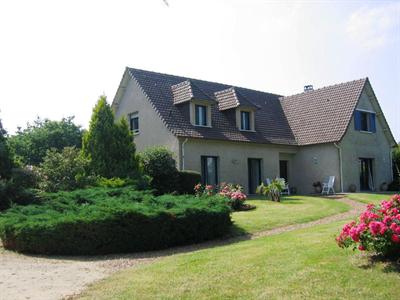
360, 158, 374, 191
248, 158, 262, 194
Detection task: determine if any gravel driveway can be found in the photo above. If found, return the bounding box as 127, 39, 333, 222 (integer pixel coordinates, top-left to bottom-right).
0, 196, 364, 300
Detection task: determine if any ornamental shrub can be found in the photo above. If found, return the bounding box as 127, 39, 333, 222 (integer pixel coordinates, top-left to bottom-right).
39, 147, 93, 192
0, 187, 232, 255
82, 96, 138, 178
194, 183, 249, 211
140, 147, 178, 195
336, 194, 400, 258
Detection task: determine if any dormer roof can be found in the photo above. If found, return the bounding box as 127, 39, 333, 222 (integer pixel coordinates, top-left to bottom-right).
171, 80, 214, 105
214, 87, 260, 111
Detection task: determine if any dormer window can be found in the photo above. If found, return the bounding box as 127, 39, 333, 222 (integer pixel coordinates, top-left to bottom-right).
238, 109, 255, 131
171, 80, 215, 128
195, 104, 207, 126
214, 87, 259, 132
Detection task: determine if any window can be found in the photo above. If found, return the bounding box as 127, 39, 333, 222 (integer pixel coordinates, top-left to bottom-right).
201, 156, 218, 186
129, 112, 139, 133
240, 111, 251, 131
195, 104, 207, 126
354, 110, 376, 133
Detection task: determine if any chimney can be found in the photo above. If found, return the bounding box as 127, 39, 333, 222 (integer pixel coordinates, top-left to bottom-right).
304, 85, 314, 92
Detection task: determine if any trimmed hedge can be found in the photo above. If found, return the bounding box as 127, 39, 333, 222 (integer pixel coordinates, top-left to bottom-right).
177, 170, 201, 194
0, 187, 232, 255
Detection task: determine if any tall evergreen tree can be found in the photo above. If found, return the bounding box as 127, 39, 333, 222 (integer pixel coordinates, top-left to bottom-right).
82, 95, 137, 178
0, 118, 13, 179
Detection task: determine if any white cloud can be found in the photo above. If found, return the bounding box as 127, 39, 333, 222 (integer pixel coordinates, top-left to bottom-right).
346, 2, 400, 50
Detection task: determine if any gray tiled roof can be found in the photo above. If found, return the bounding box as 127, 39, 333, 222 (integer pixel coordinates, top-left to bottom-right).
125, 68, 369, 146
215, 87, 259, 111
128, 68, 296, 145
280, 78, 367, 145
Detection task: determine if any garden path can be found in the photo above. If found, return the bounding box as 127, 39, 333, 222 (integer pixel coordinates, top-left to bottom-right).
0, 196, 364, 300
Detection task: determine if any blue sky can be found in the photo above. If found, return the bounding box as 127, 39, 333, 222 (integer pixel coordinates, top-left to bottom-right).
0, 0, 399, 140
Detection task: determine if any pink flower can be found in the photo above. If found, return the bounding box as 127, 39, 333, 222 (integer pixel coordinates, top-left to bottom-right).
358, 245, 366, 251
369, 221, 387, 236
390, 223, 400, 234
391, 234, 400, 243
381, 200, 393, 210
383, 216, 393, 225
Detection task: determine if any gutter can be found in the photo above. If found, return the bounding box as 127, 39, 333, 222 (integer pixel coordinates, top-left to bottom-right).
181, 138, 189, 170
334, 142, 344, 193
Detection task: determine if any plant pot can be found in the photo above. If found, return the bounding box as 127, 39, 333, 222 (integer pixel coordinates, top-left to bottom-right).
314, 186, 322, 194
348, 184, 357, 193
380, 182, 388, 192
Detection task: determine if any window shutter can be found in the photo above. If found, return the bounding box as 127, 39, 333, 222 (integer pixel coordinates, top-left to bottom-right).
369, 113, 376, 133
354, 110, 361, 131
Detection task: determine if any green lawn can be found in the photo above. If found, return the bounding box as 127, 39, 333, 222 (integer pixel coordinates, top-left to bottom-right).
79, 220, 399, 299
230, 195, 349, 235
346, 193, 393, 205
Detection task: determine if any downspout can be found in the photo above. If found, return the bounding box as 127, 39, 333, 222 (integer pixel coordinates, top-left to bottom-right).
181, 138, 189, 171
334, 142, 344, 193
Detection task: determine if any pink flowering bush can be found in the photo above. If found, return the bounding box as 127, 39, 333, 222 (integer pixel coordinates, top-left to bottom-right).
194, 182, 250, 211
336, 194, 400, 257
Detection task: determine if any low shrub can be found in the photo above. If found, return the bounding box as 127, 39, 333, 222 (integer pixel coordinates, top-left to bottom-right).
0, 187, 232, 255
177, 170, 201, 194
336, 194, 400, 258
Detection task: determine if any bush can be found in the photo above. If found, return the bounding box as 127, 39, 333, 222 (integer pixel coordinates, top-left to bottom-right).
140, 147, 178, 195
10, 167, 39, 189
39, 147, 92, 192
336, 194, 400, 258
177, 170, 201, 194
194, 183, 251, 211
0, 179, 38, 211
0, 187, 232, 255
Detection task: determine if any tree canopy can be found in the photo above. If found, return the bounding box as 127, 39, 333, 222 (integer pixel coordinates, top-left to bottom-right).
8, 116, 82, 166
0, 118, 13, 179
82, 96, 137, 178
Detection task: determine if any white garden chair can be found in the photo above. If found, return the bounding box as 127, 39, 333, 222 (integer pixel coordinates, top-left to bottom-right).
277, 178, 290, 195
321, 176, 335, 195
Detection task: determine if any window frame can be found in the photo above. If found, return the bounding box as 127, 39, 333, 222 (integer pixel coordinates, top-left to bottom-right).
129, 112, 139, 134
354, 109, 376, 133
240, 110, 251, 131
201, 156, 219, 186
194, 104, 208, 127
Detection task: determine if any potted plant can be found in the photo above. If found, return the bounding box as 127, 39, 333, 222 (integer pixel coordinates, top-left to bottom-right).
312, 181, 322, 193
380, 182, 389, 191
256, 179, 286, 202
348, 184, 357, 193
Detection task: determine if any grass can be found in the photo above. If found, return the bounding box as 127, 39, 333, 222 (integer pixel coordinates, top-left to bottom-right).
346, 193, 393, 205
230, 195, 349, 234
78, 220, 400, 300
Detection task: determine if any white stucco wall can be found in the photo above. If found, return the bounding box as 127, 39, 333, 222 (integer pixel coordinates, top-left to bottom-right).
339, 90, 393, 192
114, 76, 180, 164
182, 138, 297, 193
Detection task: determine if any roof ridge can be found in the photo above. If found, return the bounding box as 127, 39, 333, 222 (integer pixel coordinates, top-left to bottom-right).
128, 67, 283, 98
281, 77, 368, 100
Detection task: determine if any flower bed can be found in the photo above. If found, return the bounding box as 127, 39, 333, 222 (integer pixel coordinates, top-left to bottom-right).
336, 194, 400, 257
194, 183, 254, 211
0, 187, 232, 255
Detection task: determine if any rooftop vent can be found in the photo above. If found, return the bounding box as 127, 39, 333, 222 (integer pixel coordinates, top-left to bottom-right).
304, 85, 314, 92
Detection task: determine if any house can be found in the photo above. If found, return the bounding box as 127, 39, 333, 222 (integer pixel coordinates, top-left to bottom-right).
112, 67, 396, 194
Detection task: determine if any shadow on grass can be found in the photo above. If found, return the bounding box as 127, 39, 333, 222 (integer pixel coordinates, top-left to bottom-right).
359, 254, 400, 273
